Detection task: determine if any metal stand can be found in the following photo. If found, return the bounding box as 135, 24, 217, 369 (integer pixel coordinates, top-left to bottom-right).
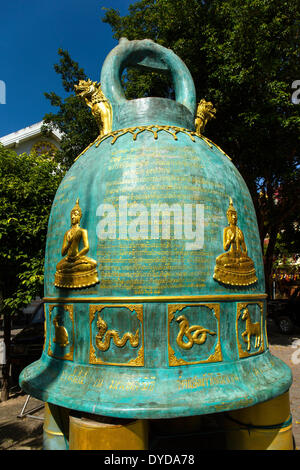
17, 394, 44, 420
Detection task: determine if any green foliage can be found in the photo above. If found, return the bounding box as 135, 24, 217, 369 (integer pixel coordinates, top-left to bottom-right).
0, 146, 64, 315
43, 48, 99, 169
102, 0, 300, 292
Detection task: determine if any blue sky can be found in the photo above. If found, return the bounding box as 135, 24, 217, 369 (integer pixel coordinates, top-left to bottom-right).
0, 0, 133, 137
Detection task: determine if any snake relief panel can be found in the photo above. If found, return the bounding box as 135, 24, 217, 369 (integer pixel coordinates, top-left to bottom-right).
236, 302, 265, 358
168, 304, 222, 366
89, 304, 144, 366
47, 304, 74, 361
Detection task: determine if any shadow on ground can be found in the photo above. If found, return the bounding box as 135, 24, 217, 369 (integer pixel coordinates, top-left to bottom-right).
0, 391, 44, 450
267, 320, 300, 346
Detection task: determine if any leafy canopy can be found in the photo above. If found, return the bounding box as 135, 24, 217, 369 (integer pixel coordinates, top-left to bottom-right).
43, 48, 99, 169
0, 146, 64, 314
102, 0, 300, 292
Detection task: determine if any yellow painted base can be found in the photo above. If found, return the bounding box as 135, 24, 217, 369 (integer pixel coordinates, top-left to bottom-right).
223, 392, 294, 450
69, 414, 148, 450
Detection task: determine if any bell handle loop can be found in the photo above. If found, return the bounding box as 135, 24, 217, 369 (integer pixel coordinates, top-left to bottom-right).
100, 38, 196, 116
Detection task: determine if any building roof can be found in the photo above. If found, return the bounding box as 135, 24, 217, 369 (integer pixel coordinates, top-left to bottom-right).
0, 121, 62, 149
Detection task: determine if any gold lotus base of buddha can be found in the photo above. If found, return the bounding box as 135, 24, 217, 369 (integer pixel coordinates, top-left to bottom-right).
54, 268, 99, 289
213, 262, 258, 287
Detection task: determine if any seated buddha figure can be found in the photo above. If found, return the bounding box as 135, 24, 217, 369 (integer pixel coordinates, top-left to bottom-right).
213, 198, 257, 286
54, 199, 99, 288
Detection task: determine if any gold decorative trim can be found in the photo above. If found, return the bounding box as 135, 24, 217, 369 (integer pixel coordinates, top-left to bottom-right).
74, 125, 231, 162
44, 430, 64, 437
48, 304, 74, 361
265, 317, 269, 349
236, 302, 264, 358
44, 293, 267, 303
43, 303, 47, 351
168, 303, 222, 366
89, 304, 144, 367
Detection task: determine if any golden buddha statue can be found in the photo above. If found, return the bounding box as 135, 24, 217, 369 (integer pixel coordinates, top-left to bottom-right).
213, 198, 257, 286
54, 199, 99, 288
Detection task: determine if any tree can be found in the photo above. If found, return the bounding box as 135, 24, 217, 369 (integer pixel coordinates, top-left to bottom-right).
43, 48, 99, 169
0, 146, 63, 400
102, 0, 300, 295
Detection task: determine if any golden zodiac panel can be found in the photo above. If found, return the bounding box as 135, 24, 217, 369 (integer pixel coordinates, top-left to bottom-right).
89, 304, 144, 366
236, 302, 265, 358
95, 314, 140, 351
54, 198, 99, 289
213, 197, 257, 286
168, 304, 222, 366
48, 304, 74, 361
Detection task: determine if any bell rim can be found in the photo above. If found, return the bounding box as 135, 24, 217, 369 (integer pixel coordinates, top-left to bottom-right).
19, 350, 292, 420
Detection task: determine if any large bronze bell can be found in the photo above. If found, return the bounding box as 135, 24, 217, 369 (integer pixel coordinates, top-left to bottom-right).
20, 39, 292, 444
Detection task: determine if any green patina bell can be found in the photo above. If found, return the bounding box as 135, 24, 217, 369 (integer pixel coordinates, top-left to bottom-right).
20, 38, 292, 420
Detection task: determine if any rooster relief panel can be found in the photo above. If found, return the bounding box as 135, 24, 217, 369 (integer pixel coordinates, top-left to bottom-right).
168, 304, 222, 366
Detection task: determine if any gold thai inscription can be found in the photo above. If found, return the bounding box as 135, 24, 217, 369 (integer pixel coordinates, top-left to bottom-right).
213, 197, 258, 286
89, 304, 144, 366
59, 368, 156, 392
48, 304, 74, 361
236, 302, 264, 358
54, 198, 99, 289
168, 304, 222, 366
177, 372, 239, 390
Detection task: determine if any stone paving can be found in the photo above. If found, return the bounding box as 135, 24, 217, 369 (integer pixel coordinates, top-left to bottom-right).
0, 323, 299, 450
268, 326, 300, 450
